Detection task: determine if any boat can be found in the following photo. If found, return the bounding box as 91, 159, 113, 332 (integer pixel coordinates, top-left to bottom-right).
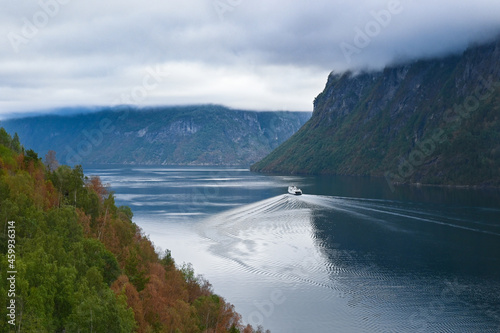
288, 186, 302, 195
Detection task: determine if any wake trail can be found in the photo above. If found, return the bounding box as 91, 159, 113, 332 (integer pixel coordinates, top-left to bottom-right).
297, 194, 500, 237
195, 193, 500, 294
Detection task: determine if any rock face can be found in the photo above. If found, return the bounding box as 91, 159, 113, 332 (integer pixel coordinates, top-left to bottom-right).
2, 105, 311, 166
252, 37, 500, 187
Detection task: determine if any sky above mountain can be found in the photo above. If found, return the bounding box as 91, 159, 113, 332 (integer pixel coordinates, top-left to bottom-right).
1, 0, 499, 116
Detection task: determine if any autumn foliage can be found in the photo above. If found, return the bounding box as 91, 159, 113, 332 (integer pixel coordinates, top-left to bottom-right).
0, 128, 264, 333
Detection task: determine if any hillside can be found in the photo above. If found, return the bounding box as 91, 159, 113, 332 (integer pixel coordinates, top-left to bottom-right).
1, 105, 310, 167
0, 128, 263, 332
251, 38, 500, 187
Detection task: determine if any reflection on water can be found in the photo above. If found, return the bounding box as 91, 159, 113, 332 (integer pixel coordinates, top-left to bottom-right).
85, 165, 500, 333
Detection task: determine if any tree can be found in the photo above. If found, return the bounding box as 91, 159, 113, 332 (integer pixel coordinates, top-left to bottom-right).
0, 128, 11, 147
11, 133, 22, 153
45, 150, 59, 172
24, 149, 40, 165
49, 165, 85, 206
86, 175, 108, 201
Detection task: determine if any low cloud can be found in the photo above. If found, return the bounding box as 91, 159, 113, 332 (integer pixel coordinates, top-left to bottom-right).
0, 0, 499, 116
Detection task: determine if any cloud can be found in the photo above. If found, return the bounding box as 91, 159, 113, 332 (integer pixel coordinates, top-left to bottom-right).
0, 0, 499, 116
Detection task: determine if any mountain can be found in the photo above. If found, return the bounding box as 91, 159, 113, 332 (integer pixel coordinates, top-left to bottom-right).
251, 37, 500, 188
1, 105, 311, 166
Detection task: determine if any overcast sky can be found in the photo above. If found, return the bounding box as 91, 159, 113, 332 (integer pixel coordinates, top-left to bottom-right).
1, 0, 499, 116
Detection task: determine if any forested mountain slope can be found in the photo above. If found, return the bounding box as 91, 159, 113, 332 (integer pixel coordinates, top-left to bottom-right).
252, 38, 500, 187
2, 105, 310, 167
0, 128, 263, 333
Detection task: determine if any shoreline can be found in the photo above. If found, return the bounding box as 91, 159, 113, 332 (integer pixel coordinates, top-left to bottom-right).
250, 168, 500, 191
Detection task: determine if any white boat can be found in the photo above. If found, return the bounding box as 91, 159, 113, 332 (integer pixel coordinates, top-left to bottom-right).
288, 186, 302, 195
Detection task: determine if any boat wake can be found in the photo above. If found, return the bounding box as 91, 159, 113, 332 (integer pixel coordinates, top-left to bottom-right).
195, 193, 500, 332
197, 194, 337, 289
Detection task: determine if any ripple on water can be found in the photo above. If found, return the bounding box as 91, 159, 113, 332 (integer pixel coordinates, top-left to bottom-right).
195, 194, 500, 332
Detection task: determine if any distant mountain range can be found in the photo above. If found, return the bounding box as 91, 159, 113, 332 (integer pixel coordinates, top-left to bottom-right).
252, 37, 500, 187
1, 105, 311, 166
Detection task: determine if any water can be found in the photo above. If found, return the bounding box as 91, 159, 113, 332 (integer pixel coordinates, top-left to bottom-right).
84, 165, 500, 332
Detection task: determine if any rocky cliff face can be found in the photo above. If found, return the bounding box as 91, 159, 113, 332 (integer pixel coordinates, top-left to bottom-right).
252, 37, 500, 187
2, 105, 311, 166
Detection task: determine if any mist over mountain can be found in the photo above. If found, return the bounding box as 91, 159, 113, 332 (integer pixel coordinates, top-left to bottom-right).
1, 105, 311, 166
252, 37, 500, 187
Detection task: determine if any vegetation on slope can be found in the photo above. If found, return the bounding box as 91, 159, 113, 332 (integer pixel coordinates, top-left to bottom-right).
0, 128, 264, 332
252, 38, 500, 187
1, 105, 311, 167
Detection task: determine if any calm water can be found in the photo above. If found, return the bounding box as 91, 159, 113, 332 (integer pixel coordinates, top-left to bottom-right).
84, 165, 500, 333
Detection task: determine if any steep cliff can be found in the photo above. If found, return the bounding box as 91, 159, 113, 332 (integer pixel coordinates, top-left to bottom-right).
251, 38, 500, 187
2, 105, 311, 166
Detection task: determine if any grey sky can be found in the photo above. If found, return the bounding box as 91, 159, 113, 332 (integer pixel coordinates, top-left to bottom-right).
1, 0, 499, 116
